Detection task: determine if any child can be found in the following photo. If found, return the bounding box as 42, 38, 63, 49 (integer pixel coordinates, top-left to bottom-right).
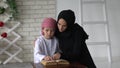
34, 17, 61, 64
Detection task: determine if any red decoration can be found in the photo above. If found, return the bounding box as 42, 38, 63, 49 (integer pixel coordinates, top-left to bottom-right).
0, 21, 4, 27
1, 32, 7, 38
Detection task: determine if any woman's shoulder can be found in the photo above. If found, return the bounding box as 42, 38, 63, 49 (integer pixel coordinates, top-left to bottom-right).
73, 23, 89, 40
73, 23, 85, 34
74, 23, 84, 30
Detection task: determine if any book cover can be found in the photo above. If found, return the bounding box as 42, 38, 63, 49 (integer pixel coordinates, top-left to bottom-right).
41, 59, 69, 66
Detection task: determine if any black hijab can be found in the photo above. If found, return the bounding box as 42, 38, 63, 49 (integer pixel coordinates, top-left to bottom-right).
57, 9, 75, 29
55, 9, 88, 40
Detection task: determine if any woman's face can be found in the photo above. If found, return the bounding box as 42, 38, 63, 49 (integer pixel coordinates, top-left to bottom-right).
57, 18, 67, 32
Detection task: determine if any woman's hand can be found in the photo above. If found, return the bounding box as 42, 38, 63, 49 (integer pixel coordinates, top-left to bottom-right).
43, 56, 53, 61
52, 53, 61, 60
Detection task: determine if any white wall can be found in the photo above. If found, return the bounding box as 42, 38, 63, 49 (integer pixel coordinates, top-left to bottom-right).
56, 0, 120, 60
56, 0, 80, 24
107, 0, 120, 58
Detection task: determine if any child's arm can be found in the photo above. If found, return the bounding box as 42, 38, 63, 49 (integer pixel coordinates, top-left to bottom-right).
34, 39, 46, 62
52, 40, 62, 60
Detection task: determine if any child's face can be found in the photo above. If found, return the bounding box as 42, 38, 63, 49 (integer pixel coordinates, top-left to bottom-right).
42, 27, 55, 39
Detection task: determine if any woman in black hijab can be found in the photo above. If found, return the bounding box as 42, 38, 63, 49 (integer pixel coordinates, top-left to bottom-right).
55, 9, 96, 68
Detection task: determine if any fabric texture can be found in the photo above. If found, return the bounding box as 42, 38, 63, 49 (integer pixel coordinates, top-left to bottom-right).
55, 9, 96, 68
41, 17, 56, 35
42, 17, 56, 29
34, 35, 60, 63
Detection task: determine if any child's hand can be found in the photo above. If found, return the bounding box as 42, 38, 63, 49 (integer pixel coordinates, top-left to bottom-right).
43, 56, 53, 61
52, 53, 61, 60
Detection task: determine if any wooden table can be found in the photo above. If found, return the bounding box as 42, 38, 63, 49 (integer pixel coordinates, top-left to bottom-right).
34, 62, 87, 68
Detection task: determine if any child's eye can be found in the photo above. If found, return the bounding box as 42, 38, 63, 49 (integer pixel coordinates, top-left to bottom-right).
45, 29, 49, 32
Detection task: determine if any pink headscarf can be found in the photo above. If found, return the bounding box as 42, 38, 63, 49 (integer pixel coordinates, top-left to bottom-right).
41, 17, 56, 35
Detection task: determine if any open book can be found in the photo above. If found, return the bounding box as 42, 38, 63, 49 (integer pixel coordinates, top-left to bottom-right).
41, 59, 70, 66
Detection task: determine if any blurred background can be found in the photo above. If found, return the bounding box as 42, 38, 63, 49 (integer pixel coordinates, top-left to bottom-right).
0, 0, 120, 68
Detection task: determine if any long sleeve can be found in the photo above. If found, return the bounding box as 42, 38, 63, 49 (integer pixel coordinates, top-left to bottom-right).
34, 39, 45, 63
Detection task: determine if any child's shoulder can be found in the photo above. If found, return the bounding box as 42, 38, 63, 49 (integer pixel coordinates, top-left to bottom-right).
35, 36, 44, 42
